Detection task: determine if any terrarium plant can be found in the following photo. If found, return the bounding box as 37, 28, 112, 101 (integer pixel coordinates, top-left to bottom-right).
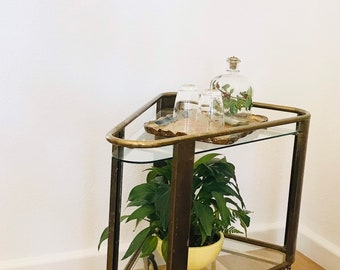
211, 82, 253, 115
220, 85, 253, 115
98, 153, 251, 264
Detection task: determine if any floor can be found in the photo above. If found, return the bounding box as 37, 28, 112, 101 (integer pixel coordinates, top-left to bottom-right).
292, 251, 324, 270
137, 250, 325, 269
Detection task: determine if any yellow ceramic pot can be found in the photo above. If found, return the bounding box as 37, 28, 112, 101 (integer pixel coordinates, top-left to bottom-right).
157, 232, 224, 270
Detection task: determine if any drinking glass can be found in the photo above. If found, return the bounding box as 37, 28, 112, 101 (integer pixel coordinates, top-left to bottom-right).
173, 84, 199, 133
197, 89, 224, 132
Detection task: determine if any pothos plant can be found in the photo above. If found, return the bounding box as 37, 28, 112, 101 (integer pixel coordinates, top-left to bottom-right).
211, 81, 253, 115
98, 153, 251, 262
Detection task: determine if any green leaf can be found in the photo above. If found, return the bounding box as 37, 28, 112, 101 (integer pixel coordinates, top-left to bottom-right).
188, 223, 208, 246
221, 84, 230, 91
245, 96, 252, 109
220, 185, 241, 199
194, 164, 214, 181
141, 235, 158, 257
127, 183, 156, 207
200, 181, 224, 194
161, 237, 168, 262
194, 153, 220, 169
219, 161, 235, 179
234, 209, 251, 230
200, 181, 242, 199
146, 165, 172, 183
229, 101, 238, 114
155, 185, 170, 230
226, 181, 246, 208
122, 227, 151, 260
193, 201, 214, 236
212, 192, 231, 225
127, 206, 155, 222
225, 226, 242, 234
247, 86, 253, 96
98, 226, 109, 250
225, 197, 243, 210
192, 175, 203, 192
120, 215, 129, 222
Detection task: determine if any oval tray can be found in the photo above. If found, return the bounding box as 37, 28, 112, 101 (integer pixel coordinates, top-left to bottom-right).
144, 113, 268, 145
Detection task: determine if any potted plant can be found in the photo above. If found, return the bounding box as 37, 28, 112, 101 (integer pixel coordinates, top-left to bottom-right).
99, 153, 250, 269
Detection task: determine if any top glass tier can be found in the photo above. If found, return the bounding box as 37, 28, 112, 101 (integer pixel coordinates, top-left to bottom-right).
106, 92, 310, 164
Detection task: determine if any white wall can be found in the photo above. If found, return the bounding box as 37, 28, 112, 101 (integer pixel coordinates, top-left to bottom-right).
1, 0, 339, 269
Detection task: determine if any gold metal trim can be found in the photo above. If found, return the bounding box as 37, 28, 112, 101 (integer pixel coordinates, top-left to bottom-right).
105, 92, 311, 148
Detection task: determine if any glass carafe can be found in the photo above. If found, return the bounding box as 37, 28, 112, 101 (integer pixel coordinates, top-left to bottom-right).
210, 56, 253, 125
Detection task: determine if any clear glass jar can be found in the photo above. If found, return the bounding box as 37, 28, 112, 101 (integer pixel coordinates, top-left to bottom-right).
173, 84, 199, 133
210, 56, 253, 125
197, 89, 224, 132
173, 84, 199, 120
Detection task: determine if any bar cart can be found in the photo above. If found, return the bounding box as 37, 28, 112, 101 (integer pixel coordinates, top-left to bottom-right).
104, 92, 310, 270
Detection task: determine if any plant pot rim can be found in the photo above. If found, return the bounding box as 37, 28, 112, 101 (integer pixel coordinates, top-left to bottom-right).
188, 231, 224, 249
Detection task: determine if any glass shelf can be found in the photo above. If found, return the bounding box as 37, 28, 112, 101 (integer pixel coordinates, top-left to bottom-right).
132, 237, 287, 270
106, 93, 307, 164
112, 126, 297, 164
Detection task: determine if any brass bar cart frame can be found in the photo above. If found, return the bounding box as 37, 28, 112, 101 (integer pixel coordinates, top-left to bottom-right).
105, 92, 310, 270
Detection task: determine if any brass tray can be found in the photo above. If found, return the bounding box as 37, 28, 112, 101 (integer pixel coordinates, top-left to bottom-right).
144, 113, 268, 145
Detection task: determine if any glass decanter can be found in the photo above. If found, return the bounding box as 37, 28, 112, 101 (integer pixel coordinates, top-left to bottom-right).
210, 56, 253, 125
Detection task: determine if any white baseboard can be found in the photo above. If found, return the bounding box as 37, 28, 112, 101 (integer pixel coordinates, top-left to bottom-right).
0, 249, 106, 270
0, 248, 149, 270
297, 225, 340, 270
247, 223, 340, 269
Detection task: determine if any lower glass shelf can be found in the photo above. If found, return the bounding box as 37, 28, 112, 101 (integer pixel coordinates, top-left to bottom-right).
132, 237, 288, 270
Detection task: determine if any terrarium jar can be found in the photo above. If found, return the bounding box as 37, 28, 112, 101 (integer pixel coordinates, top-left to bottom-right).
210, 56, 253, 125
